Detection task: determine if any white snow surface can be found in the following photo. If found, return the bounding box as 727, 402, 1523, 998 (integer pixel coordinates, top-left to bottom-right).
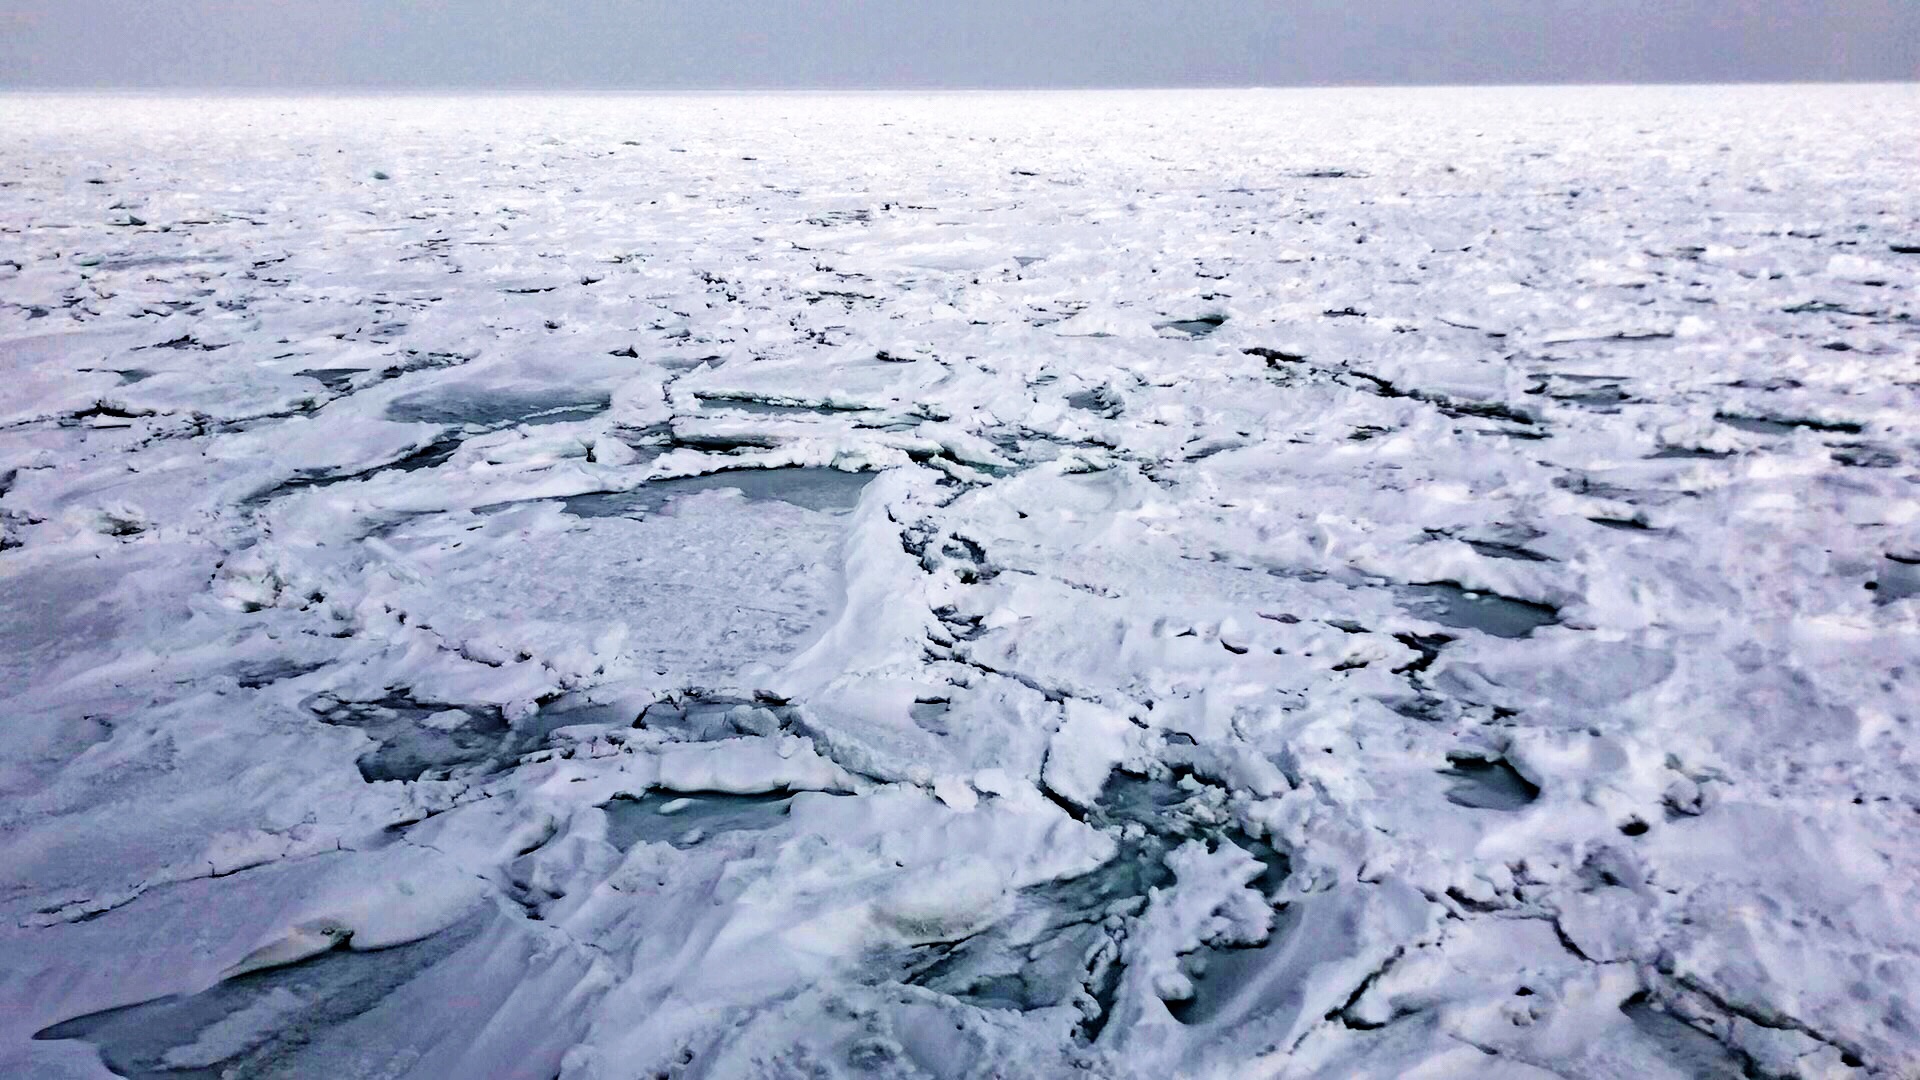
1, 86, 1917, 1079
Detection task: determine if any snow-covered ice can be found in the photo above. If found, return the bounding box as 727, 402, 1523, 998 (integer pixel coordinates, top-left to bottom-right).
1, 85, 1917, 1078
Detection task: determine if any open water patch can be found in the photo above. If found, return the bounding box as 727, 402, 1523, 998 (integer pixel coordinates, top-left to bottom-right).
78, 367, 157, 384
1620, 993, 1747, 1079
1065, 387, 1125, 418
562, 467, 873, 518
1440, 754, 1541, 811
601, 791, 798, 850
1457, 537, 1552, 563
910, 772, 1287, 1039
34, 912, 486, 1080
1162, 904, 1298, 1027
693, 393, 873, 418
1874, 556, 1920, 606
1397, 582, 1558, 639
305, 693, 517, 783
1716, 412, 1863, 437
633, 696, 793, 741
1159, 315, 1227, 338
1648, 446, 1734, 461
296, 368, 368, 393
386, 389, 610, 429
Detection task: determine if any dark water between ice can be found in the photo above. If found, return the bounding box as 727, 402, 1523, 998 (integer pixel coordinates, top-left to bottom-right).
562, 467, 873, 517
1398, 582, 1559, 639
1440, 756, 1541, 811
601, 791, 799, 850
1159, 314, 1226, 337
911, 772, 1288, 1036
35, 913, 488, 1080
386, 389, 610, 429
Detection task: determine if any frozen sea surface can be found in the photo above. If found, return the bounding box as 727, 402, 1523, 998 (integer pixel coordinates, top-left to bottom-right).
2, 86, 1918, 1079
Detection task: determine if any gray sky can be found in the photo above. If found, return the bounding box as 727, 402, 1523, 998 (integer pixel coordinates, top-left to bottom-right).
1, 1, 1915, 89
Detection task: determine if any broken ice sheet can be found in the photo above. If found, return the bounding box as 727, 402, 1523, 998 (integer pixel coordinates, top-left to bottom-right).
5, 84, 1919, 1080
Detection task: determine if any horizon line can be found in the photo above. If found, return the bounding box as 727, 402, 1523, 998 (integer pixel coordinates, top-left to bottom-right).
2, 77, 1915, 96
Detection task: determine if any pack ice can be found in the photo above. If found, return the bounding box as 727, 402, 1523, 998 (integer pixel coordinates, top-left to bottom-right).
1, 85, 1917, 1079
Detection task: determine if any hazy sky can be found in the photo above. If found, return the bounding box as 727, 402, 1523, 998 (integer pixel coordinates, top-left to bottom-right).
1, 1, 1915, 89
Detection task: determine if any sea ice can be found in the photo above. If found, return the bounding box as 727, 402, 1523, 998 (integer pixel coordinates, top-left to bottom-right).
1, 84, 1916, 1078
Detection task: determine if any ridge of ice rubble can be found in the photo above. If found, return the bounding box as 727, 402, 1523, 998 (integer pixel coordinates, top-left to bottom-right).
2, 85, 1918, 1079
